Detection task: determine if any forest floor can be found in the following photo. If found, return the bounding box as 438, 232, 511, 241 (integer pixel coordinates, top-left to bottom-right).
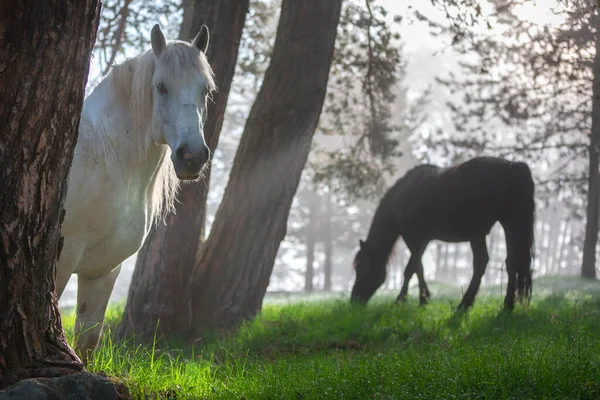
61, 276, 600, 399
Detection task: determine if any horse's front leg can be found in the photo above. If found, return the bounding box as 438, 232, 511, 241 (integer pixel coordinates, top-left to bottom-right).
416, 260, 430, 306
396, 240, 428, 303
457, 237, 488, 311
74, 264, 122, 364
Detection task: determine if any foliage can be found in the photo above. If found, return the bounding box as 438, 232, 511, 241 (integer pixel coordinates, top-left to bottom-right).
91, 0, 181, 82
419, 0, 597, 201
63, 276, 600, 399
313, 0, 419, 200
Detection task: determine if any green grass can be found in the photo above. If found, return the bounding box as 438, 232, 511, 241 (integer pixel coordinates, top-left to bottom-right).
62, 276, 600, 399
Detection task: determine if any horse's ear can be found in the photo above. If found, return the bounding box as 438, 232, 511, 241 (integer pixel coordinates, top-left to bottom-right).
359, 239, 365, 249
192, 25, 210, 54
151, 24, 167, 58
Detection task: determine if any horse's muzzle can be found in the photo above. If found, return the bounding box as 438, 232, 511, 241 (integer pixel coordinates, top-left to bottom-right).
172, 144, 210, 180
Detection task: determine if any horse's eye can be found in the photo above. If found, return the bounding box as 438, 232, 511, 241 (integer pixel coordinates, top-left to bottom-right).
156, 83, 168, 95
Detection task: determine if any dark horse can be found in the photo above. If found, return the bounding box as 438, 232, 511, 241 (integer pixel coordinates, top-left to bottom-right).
350, 156, 535, 311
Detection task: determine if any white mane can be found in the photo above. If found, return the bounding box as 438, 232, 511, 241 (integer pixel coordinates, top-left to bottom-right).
91, 41, 216, 223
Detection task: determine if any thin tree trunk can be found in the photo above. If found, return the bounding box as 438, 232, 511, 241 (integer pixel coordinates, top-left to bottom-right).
435, 242, 443, 281
177, 0, 342, 335
323, 194, 333, 291
304, 194, 318, 292
120, 0, 249, 338
557, 220, 569, 274
396, 243, 405, 288
438, 244, 448, 283
305, 237, 315, 292
542, 219, 552, 275
0, 0, 100, 388
582, 29, 600, 279
484, 226, 497, 285
545, 210, 560, 275
452, 244, 460, 274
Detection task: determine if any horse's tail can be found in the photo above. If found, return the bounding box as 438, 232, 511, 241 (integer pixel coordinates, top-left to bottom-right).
512, 161, 535, 303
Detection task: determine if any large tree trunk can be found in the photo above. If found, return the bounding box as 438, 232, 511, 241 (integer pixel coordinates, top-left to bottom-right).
582, 30, 600, 280
0, 0, 100, 389
176, 0, 342, 335
120, 0, 249, 338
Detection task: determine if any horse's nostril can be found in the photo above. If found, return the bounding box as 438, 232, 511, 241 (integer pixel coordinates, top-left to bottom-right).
176, 145, 187, 160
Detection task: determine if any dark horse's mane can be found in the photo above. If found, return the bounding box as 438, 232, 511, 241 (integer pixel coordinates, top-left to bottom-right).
352, 156, 535, 308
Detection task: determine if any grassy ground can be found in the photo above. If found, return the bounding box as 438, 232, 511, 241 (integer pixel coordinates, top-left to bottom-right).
62, 276, 600, 399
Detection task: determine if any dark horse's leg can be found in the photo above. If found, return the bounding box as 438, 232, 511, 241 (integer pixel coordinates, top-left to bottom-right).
416, 249, 431, 305
396, 240, 429, 304
502, 223, 527, 311
457, 236, 489, 311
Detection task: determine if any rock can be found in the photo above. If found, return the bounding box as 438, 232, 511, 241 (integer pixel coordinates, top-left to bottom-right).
0, 372, 129, 400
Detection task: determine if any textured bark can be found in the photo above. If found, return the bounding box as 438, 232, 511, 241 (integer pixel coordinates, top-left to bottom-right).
582, 32, 600, 280
180, 0, 342, 334
120, 0, 249, 338
123, 0, 341, 339
0, 0, 100, 388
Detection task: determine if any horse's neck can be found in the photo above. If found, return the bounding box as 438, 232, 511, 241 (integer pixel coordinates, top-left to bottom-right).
365, 212, 400, 262
83, 80, 167, 204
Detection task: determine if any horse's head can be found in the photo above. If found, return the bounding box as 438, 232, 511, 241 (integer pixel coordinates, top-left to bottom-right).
149, 24, 216, 180
350, 239, 387, 304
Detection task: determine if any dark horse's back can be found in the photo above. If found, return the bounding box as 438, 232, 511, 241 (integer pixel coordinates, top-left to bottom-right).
381, 156, 534, 247
356, 156, 535, 307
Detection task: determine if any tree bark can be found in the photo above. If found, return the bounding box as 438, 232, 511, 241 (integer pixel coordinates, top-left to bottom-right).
120, 0, 249, 338
178, 0, 342, 335
582, 29, 600, 279
0, 0, 100, 388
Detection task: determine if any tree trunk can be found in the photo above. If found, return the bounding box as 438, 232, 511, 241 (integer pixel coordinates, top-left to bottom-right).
582, 30, 600, 279
323, 194, 333, 291
120, 0, 249, 338
396, 244, 406, 288
305, 236, 315, 292
304, 190, 320, 292
452, 245, 460, 275
177, 0, 342, 335
0, 0, 100, 388
557, 220, 569, 274
442, 244, 450, 282
434, 242, 443, 281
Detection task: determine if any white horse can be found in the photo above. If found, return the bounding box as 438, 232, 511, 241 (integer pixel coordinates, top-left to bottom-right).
57, 24, 215, 361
